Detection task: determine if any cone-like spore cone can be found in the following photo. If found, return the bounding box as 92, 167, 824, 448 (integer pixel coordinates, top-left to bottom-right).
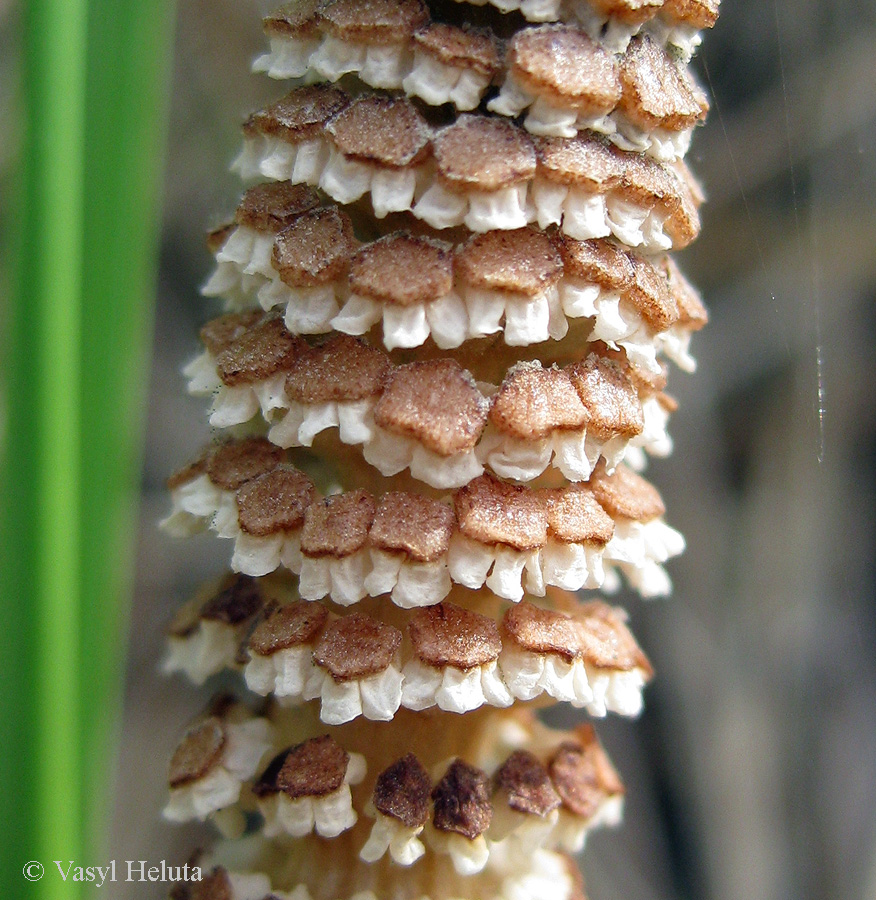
160, 0, 717, 895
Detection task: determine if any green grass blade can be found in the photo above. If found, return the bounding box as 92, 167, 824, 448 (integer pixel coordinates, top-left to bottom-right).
2, 2, 89, 897
78, 0, 175, 858
1, 0, 175, 893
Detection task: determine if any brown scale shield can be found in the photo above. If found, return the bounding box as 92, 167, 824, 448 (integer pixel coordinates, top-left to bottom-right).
160, 1, 716, 897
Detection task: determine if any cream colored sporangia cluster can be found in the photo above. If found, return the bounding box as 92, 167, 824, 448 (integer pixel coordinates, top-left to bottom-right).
160, 1, 717, 897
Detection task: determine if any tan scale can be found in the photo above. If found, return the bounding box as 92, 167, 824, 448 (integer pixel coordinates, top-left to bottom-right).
204, 437, 286, 491
236, 466, 316, 537
433, 116, 537, 194
408, 603, 503, 672
243, 83, 349, 144
536, 134, 625, 193
253, 735, 350, 800
248, 600, 329, 657
618, 34, 708, 132
350, 233, 453, 308
301, 490, 376, 559
168, 719, 227, 789
368, 492, 455, 563
199, 310, 266, 357
626, 252, 679, 331
455, 474, 548, 551
372, 753, 432, 828
543, 485, 615, 546
548, 726, 625, 818
284, 334, 391, 404
588, 460, 666, 522
490, 361, 590, 441
326, 95, 432, 169
373, 359, 490, 457
507, 26, 622, 115
456, 227, 563, 297
313, 612, 402, 681
272, 206, 358, 288
662, 0, 720, 28
263, 0, 325, 41
431, 759, 493, 841
234, 181, 320, 232
559, 235, 634, 293
565, 353, 645, 440
215, 314, 305, 387
412, 23, 501, 79
318, 0, 428, 45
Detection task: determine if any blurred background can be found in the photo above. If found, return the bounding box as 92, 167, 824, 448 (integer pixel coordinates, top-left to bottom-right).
4, 0, 875, 898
